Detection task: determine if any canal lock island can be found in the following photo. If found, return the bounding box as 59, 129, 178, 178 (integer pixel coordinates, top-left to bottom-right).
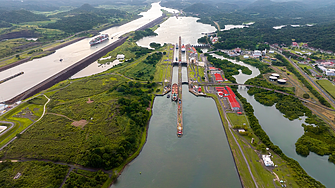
1, 1, 335, 187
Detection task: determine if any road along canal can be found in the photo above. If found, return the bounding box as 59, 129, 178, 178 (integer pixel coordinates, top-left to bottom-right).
215, 54, 335, 187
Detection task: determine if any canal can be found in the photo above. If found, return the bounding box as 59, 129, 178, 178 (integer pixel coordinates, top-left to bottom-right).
213, 54, 335, 187
0, 2, 170, 102
112, 86, 242, 188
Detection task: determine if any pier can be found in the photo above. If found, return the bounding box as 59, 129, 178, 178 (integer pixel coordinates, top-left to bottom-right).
0, 72, 24, 85
177, 36, 183, 137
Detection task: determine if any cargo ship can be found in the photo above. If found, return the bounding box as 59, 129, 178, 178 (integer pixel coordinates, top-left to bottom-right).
171, 83, 178, 101
89, 34, 109, 46
181, 44, 185, 52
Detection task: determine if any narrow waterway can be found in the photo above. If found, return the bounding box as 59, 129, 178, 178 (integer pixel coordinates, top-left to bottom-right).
217, 54, 335, 187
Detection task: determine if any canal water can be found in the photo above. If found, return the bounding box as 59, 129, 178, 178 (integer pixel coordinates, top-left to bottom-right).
0, 2, 171, 102
215, 54, 335, 187
111, 14, 242, 188
112, 85, 242, 188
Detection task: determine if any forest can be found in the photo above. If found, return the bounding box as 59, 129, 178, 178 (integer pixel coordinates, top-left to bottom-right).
0, 9, 48, 26
44, 4, 134, 33
133, 28, 158, 41
207, 54, 252, 83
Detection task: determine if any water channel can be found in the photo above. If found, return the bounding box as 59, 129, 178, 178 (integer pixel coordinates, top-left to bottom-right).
112, 87, 242, 188
0, 2, 170, 102
213, 54, 335, 187
112, 11, 242, 187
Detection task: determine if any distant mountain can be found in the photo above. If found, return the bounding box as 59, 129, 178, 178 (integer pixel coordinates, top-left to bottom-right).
50, 3, 127, 18
183, 2, 241, 16
243, 0, 309, 17
183, 3, 220, 15
0, 0, 59, 11
0, 9, 49, 24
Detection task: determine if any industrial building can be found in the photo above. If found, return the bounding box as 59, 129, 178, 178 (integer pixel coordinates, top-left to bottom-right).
277, 79, 287, 84
216, 86, 241, 111
262, 155, 274, 167
214, 73, 224, 82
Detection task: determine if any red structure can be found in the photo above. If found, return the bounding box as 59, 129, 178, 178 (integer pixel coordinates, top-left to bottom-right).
215, 86, 240, 111
214, 73, 223, 82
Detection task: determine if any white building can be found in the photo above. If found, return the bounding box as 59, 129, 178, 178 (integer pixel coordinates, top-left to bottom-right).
262, 155, 274, 167
116, 54, 125, 60
197, 62, 205, 67
318, 65, 328, 73
253, 50, 262, 58
326, 69, 335, 76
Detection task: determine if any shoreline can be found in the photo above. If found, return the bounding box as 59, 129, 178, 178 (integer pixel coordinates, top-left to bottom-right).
0, 37, 87, 73
5, 14, 167, 104
103, 95, 156, 188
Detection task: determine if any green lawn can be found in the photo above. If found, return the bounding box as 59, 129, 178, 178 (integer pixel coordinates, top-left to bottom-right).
227, 113, 249, 128
317, 79, 335, 99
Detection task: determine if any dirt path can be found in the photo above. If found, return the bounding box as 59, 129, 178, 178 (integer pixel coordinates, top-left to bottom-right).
213, 21, 221, 31
47, 113, 75, 121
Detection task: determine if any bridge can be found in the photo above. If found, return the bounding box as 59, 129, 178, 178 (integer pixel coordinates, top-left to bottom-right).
198, 83, 335, 112
172, 61, 187, 66
191, 44, 210, 48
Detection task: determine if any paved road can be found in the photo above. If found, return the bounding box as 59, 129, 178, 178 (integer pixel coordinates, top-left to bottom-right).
217, 96, 259, 188
0, 121, 15, 137
0, 94, 50, 151
280, 52, 335, 108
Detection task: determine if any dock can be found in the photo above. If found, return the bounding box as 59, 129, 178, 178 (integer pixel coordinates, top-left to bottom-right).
177, 36, 183, 137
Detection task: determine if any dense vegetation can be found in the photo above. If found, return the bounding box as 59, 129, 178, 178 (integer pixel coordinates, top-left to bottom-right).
133, 28, 157, 41
44, 13, 106, 33
169, 0, 335, 52
234, 89, 325, 187
274, 53, 331, 107
215, 51, 273, 74
0, 161, 68, 188
44, 4, 136, 33
64, 169, 109, 188
244, 65, 335, 164
0, 9, 48, 26
207, 54, 252, 82
1, 73, 156, 170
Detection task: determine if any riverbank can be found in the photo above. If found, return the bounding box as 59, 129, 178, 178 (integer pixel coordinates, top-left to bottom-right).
102, 95, 155, 188
5, 14, 167, 104
0, 37, 86, 72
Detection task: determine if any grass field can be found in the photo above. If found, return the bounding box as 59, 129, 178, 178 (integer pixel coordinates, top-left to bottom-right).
207, 93, 300, 187
0, 161, 68, 188
317, 79, 335, 99
227, 113, 249, 127
0, 95, 47, 148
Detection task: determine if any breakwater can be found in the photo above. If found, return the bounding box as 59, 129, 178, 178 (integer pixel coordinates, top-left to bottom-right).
0, 37, 87, 73
5, 14, 167, 104
0, 72, 24, 84
5, 37, 128, 104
